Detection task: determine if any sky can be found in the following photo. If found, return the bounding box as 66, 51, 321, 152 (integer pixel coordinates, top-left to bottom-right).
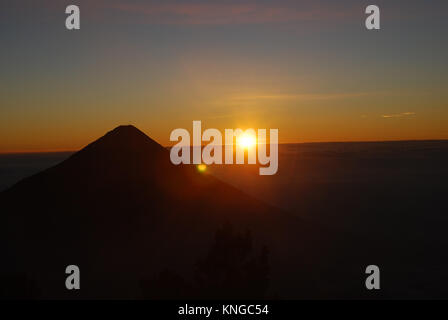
0, 0, 447, 152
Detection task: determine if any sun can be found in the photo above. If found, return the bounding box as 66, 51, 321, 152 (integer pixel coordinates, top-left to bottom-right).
237, 133, 257, 149
197, 164, 207, 172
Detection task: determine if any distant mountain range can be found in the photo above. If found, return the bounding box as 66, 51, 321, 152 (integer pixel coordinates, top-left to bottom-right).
0, 125, 381, 299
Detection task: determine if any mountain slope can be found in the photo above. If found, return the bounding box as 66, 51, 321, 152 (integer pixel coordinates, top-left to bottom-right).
0, 125, 376, 299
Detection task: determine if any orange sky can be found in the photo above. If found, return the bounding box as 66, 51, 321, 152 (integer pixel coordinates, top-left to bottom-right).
1, 0, 447, 153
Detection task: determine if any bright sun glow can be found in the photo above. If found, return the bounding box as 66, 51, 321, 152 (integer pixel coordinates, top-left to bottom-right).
197, 164, 207, 172
237, 133, 257, 149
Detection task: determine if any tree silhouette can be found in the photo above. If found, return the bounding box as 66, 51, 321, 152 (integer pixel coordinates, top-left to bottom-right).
194, 223, 269, 299
140, 223, 270, 299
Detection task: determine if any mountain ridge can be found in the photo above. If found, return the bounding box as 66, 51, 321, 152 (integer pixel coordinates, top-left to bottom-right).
0, 125, 374, 299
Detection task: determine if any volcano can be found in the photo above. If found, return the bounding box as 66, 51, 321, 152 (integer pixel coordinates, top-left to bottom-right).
0, 125, 378, 299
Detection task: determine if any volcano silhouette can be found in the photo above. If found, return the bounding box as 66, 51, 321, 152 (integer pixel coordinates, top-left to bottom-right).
0, 125, 377, 299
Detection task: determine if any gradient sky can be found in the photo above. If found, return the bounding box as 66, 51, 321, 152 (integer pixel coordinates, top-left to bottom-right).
1, 0, 447, 152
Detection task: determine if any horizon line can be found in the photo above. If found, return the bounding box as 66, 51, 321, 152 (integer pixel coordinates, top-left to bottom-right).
1, 138, 448, 155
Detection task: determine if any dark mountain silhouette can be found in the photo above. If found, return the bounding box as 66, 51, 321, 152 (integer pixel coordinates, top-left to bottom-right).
0, 125, 382, 299
141, 224, 270, 299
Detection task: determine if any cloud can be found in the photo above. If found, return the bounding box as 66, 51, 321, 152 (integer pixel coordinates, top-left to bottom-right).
382, 112, 416, 119
231, 92, 372, 101
108, 1, 358, 25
